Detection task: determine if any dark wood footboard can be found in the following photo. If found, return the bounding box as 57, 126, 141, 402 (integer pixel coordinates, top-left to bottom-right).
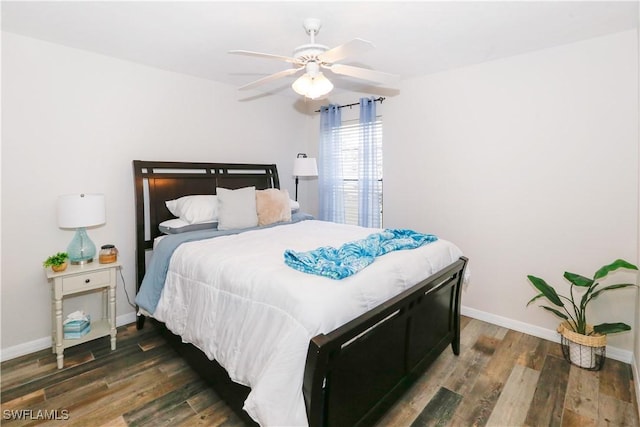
153, 256, 467, 426
304, 256, 468, 427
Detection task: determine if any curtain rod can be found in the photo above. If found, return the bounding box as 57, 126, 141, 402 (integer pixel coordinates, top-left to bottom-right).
314, 96, 385, 113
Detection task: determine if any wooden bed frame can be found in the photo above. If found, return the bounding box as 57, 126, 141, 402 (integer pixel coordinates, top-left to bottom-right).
133, 160, 468, 426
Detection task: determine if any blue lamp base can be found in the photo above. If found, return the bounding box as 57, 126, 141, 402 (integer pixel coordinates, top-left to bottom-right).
67, 227, 97, 265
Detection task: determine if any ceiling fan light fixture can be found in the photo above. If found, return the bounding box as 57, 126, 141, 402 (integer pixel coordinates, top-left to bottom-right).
231, 18, 397, 97
292, 72, 333, 99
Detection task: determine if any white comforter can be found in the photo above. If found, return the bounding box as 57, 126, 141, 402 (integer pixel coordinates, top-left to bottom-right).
153, 220, 464, 426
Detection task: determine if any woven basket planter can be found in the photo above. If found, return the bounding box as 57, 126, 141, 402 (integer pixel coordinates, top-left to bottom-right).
557, 322, 606, 370
51, 262, 68, 273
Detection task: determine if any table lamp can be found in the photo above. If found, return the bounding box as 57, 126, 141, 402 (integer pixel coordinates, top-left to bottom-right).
293, 153, 318, 201
57, 193, 106, 264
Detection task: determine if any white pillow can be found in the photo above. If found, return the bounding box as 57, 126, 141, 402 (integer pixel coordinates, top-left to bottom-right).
290, 198, 300, 212
216, 186, 258, 230
165, 195, 218, 224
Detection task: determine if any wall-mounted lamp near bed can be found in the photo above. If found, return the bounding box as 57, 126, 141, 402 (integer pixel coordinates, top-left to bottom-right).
57, 193, 106, 264
293, 153, 318, 202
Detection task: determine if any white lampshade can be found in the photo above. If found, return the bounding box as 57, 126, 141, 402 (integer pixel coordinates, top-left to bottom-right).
57, 193, 106, 229
293, 157, 318, 177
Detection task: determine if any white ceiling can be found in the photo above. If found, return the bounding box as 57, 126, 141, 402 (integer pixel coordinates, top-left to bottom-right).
2, 1, 638, 98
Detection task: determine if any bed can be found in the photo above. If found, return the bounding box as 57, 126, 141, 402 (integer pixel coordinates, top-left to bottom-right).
133, 160, 468, 427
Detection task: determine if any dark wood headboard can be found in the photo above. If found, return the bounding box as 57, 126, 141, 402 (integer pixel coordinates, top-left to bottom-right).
132, 160, 280, 293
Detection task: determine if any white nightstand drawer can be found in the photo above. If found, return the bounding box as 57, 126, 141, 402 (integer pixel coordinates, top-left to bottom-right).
62, 270, 111, 294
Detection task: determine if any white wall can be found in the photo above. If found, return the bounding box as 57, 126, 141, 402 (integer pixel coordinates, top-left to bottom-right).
1, 32, 307, 357
382, 30, 638, 354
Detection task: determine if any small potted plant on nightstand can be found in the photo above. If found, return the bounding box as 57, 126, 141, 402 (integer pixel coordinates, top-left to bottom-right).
43, 252, 69, 272
526, 259, 638, 370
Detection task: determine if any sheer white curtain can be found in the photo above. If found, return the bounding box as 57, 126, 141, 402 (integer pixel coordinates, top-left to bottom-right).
318, 104, 344, 222
358, 97, 381, 228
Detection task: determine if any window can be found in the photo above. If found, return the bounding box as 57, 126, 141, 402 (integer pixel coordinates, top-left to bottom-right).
337, 118, 383, 226
318, 100, 383, 227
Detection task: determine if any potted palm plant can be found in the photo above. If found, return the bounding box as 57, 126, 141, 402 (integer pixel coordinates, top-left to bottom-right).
527, 259, 637, 370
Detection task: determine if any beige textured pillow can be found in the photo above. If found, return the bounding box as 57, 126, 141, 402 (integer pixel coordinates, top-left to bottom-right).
256, 189, 292, 226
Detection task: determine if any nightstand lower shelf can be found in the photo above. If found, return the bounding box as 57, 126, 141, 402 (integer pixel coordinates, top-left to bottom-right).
62, 319, 115, 349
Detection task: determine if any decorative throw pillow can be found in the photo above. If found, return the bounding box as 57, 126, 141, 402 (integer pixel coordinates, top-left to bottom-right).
216, 186, 258, 230
256, 188, 292, 226
165, 195, 217, 224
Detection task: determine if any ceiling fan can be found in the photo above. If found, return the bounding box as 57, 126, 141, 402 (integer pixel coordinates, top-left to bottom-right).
229, 18, 399, 99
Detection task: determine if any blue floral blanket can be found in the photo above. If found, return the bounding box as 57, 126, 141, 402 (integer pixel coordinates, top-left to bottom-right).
283, 229, 438, 280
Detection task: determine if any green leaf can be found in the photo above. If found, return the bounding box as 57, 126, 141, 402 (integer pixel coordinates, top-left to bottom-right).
594, 259, 638, 280
527, 275, 564, 307
540, 305, 569, 320
593, 322, 631, 334
526, 293, 546, 307
564, 272, 593, 287
589, 283, 637, 300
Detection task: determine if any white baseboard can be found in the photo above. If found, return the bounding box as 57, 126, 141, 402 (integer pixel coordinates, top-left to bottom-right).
461, 305, 633, 364
0, 312, 137, 363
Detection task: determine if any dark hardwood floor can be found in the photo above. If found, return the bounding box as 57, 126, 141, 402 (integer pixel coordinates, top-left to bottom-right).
1, 317, 638, 426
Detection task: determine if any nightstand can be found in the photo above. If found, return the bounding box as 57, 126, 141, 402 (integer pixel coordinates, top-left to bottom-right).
46, 261, 121, 369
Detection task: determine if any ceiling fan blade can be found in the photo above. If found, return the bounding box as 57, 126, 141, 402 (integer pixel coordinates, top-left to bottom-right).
328, 64, 399, 85
238, 67, 303, 91
318, 38, 375, 64
229, 50, 299, 64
